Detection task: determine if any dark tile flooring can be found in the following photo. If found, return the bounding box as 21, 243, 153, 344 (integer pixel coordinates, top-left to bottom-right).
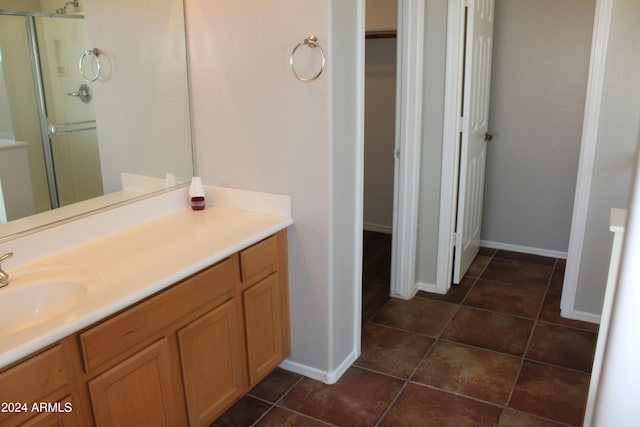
212, 243, 598, 426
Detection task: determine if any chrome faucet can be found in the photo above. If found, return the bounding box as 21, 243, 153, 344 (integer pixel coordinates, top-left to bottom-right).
0, 252, 13, 288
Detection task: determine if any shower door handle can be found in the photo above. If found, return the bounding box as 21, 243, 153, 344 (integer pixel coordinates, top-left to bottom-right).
48, 120, 96, 136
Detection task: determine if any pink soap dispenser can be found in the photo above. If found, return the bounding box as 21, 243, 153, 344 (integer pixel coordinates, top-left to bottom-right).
189, 177, 206, 210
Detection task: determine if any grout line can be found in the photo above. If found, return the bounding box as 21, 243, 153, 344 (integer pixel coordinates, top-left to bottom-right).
374, 272, 484, 425
350, 364, 413, 382
454, 303, 540, 322
504, 408, 576, 427
500, 257, 559, 422
521, 357, 595, 375
472, 276, 551, 291
405, 381, 504, 408
436, 337, 523, 360
536, 318, 599, 333
373, 252, 488, 425
248, 373, 306, 427
366, 320, 442, 338
270, 405, 341, 427
373, 380, 408, 426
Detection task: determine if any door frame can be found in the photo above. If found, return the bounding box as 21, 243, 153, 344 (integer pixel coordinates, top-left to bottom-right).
436, 0, 467, 294
561, 0, 613, 323
390, 0, 425, 299
392, 0, 609, 315
391, 0, 467, 298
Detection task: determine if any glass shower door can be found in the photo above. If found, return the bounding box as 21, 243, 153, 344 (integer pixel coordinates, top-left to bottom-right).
36, 16, 103, 207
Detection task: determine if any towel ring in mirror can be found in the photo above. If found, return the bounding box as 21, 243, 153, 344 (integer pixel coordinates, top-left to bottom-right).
79, 48, 101, 83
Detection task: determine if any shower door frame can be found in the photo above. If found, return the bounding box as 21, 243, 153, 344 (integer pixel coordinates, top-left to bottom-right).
0, 9, 85, 209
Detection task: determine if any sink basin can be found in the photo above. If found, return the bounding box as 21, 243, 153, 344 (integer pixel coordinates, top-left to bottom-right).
0, 267, 94, 334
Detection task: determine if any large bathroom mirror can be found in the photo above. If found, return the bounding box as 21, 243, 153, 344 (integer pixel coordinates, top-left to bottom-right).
0, 0, 193, 239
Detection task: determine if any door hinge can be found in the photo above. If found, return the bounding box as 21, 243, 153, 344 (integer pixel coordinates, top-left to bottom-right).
453, 232, 462, 247
464, 0, 471, 8
394, 148, 400, 159
458, 117, 468, 133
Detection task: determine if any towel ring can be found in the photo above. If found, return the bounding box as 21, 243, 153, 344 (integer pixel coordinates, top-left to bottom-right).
79, 48, 101, 83
290, 35, 326, 82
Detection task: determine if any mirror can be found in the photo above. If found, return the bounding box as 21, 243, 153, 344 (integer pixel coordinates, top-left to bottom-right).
0, 0, 194, 239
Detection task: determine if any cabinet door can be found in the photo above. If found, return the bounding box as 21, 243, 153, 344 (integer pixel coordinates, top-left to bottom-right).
0, 343, 78, 427
243, 273, 283, 386
178, 299, 244, 426
20, 396, 76, 427
88, 338, 182, 427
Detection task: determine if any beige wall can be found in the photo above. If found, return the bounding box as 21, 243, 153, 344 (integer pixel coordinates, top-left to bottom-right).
366, 0, 397, 32
84, 0, 193, 193
187, 0, 362, 378
482, 0, 595, 253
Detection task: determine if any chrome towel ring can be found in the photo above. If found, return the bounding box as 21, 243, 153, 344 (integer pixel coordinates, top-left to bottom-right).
79, 48, 102, 83
290, 35, 326, 82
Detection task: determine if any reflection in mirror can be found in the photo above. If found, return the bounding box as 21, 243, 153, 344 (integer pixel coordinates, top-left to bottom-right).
0, 0, 194, 240
0, 45, 14, 142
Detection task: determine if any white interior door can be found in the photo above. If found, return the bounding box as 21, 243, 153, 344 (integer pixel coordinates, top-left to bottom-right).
453, 0, 495, 284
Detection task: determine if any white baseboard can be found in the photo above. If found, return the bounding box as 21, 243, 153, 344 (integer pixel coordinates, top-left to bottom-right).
363, 222, 392, 234
480, 240, 568, 259
279, 359, 328, 383
279, 350, 359, 385
417, 281, 443, 294
560, 308, 601, 325
326, 351, 359, 384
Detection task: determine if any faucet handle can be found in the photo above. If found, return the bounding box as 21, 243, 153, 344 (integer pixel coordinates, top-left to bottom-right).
0, 252, 12, 288
0, 252, 13, 264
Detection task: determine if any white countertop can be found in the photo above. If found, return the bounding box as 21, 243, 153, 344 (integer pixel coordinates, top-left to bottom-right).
0, 187, 292, 368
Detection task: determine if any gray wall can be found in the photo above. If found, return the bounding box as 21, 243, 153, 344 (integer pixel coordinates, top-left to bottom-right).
416, 0, 448, 287
575, 0, 640, 315
482, 0, 595, 253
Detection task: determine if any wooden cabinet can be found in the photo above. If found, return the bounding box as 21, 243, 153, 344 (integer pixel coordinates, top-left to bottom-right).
243, 273, 284, 385
0, 340, 83, 426
19, 396, 77, 427
88, 338, 182, 427
239, 231, 291, 387
79, 257, 236, 374
0, 229, 289, 427
178, 300, 244, 426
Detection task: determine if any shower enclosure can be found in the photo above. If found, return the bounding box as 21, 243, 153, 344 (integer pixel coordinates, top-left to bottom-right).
0, 3, 103, 221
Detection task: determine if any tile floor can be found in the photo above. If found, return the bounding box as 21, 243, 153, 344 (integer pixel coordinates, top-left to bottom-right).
212, 247, 598, 426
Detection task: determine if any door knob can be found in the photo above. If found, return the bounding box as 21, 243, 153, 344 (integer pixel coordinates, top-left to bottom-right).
484, 132, 493, 142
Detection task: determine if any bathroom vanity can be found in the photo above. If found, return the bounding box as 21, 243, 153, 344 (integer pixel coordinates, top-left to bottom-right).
0, 186, 292, 426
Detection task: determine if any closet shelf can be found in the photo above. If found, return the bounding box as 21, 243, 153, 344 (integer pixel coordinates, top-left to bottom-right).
365, 30, 397, 39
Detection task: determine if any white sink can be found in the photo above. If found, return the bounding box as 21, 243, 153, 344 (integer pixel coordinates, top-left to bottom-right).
0, 267, 95, 334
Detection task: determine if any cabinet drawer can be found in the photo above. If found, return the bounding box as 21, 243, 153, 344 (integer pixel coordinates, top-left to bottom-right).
0, 345, 68, 403
239, 235, 279, 283
80, 257, 235, 373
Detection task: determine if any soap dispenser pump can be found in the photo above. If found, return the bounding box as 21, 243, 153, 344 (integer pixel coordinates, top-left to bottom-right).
189, 177, 206, 210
